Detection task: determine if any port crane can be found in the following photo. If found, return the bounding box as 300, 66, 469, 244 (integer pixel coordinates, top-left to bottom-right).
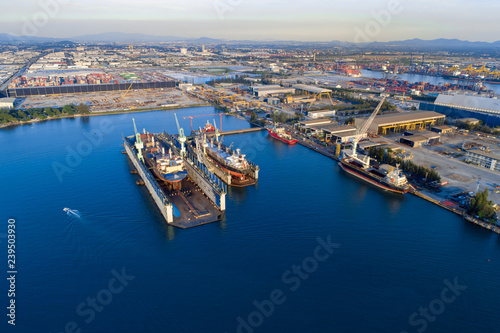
174, 113, 187, 157
305, 92, 336, 113
183, 113, 224, 133
121, 82, 134, 98
132, 118, 144, 162
346, 97, 386, 168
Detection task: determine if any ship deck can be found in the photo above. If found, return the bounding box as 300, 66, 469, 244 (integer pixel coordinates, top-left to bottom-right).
158, 178, 224, 229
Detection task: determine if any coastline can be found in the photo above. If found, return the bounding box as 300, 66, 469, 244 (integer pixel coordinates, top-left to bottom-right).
0, 102, 212, 130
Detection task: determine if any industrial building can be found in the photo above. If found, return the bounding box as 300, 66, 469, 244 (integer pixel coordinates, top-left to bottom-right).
308, 110, 336, 119
251, 85, 295, 97
355, 111, 446, 135
323, 125, 358, 143
0, 97, 15, 109
292, 84, 332, 97
465, 149, 500, 172
431, 125, 454, 134
399, 131, 441, 147
297, 119, 332, 128
435, 94, 500, 116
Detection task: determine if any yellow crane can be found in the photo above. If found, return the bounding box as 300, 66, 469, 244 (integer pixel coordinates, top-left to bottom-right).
488, 69, 500, 78
121, 83, 133, 98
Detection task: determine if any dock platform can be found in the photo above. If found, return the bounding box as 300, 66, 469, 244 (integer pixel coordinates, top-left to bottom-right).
124, 135, 225, 229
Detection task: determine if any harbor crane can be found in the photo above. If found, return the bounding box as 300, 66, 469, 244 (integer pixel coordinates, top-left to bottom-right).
346, 97, 386, 168
183, 113, 224, 133
122, 82, 133, 98
174, 113, 187, 157
132, 118, 144, 162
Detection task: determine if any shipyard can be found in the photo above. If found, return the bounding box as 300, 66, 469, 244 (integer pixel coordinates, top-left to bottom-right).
1, 41, 499, 231
124, 116, 227, 229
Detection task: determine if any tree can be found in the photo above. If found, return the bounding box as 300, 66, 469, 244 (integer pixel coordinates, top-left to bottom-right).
468, 188, 496, 221
250, 111, 258, 123
76, 103, 90, 114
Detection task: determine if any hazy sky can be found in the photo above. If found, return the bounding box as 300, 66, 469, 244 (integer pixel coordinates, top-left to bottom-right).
1, 0, 499, 42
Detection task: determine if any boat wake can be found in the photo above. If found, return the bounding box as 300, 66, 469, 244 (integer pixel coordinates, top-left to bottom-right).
63, 208, 82, 218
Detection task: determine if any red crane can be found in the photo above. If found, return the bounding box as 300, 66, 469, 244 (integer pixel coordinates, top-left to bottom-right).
183, 113, 224, 132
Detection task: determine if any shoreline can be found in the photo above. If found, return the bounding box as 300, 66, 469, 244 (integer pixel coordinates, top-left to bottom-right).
289, 129, 500, 234
3, 100, 498, 233
0, 103, 212, 130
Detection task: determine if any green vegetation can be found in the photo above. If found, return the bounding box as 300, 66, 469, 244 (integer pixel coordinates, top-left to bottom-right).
329, 90, 397, 113
368, 146, 441, 182
468, 188, 497, 222
0, 103, 90, 124
207, 76, 248, 86
270, 111, 291, 124
456, 120, 500, 136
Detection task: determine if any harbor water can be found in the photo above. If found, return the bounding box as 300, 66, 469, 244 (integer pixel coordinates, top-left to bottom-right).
359, 69, 500, 95
1, 106, 499, 333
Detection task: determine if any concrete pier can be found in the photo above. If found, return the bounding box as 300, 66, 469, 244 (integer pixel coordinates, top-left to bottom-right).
204, 127, 265, 137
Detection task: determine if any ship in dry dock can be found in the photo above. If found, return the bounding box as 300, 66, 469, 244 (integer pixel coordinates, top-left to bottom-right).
191, 130, 259, 187
123, 119, 226, 229
141, 133, 187, 190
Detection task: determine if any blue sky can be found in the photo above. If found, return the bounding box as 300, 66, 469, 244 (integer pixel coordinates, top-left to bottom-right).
1, 0, 499, 41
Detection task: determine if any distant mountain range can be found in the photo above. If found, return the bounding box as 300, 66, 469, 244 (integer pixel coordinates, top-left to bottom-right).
0, 33, 499, 51
359, 38, 500, 50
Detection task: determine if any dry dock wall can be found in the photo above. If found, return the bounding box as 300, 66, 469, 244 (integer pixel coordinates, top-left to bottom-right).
124, 138, 174, 223
184, 159, 226, 211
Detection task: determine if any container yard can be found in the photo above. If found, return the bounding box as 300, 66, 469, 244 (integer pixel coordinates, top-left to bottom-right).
17, 88, 206, 112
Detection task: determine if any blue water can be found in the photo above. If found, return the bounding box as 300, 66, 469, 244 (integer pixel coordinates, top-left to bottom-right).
1, 107, 499, 333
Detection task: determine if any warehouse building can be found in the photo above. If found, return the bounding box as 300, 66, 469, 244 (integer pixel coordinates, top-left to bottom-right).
399, 131, 441, 147
292, 84, 332, 97
465, 149, 500, 172
251, 85, 295, 97
323, 125, 358, 143
297, 119, 332, 129
435, 94, 500, 116
431, 125, 454, 134
308, 110, 336, 119
355, 111, 446, 135
0, 97, 16, 109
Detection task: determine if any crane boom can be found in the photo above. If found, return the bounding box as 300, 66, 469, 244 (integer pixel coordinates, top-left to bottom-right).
357, 97, 386, 138
133, 118, 139, 135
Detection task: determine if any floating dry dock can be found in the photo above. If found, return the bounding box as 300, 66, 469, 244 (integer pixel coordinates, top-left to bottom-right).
124, 129, 226, 229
